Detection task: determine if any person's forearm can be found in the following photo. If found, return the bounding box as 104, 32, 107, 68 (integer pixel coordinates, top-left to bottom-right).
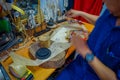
89, 56, 117, 80
79, 11, 99, 24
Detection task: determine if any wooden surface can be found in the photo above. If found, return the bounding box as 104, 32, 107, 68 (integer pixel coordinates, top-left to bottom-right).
1, 22, 94, 80
1, 38, 56, 80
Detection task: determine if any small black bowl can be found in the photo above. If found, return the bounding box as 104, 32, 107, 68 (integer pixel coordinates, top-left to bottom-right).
35, 48, 51, 60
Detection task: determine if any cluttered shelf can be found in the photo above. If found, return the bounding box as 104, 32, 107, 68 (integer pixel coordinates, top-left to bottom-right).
1, 21, 94, 80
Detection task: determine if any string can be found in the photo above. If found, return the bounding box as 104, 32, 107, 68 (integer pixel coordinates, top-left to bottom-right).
3, 0, 14, 22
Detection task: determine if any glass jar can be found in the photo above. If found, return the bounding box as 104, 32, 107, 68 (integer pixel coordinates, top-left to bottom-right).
39, 35, 51, 48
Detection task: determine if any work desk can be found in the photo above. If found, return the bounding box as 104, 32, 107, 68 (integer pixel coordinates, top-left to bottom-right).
1, 22, 94, 80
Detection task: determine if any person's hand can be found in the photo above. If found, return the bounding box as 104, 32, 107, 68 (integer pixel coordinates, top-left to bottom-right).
70, 33, 92, 58
66, 9, 82, 18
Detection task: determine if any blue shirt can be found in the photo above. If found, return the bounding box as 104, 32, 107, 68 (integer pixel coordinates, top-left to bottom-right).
56, 9, 120, 80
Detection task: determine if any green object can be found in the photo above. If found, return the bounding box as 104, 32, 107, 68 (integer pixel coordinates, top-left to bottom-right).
0, 19, 11, 33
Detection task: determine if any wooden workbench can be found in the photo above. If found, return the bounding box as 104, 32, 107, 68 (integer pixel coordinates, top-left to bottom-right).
1, 22, 94, 80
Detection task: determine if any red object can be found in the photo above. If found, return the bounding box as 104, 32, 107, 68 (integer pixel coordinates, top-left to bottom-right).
0, 5, 2, 13
21, 78, 25, 80
73, 0, 102, 23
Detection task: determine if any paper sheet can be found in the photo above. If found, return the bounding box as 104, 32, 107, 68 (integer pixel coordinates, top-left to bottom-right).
51, 27, 68, 43
10, 42, 71, 66
50, 23, 86, 43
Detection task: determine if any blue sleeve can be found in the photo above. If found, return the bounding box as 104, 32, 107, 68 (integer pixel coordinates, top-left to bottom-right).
110, 42, 120, 80
109, 29, 120, 79
109, 28, 120, 58
117, 66, 120, 80
110, 41, 120, 79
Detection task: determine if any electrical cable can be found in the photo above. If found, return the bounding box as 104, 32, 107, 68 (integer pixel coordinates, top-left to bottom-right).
11, 35, 33, 51
0, 32, 16, 53
11, 21, 34, 51
0, 21, 21, 53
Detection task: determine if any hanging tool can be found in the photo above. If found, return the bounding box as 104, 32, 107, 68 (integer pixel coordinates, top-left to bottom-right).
5, 0, 13, 3
11, 4, 25, 15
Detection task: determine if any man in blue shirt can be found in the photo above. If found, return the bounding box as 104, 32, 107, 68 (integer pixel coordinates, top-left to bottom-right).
56, 0, 120, 80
